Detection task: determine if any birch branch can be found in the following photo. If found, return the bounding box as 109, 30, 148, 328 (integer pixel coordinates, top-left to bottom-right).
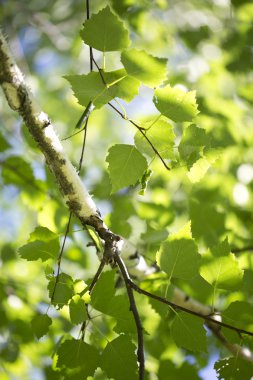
1, 30, 253, 366
0, 31, 122, 262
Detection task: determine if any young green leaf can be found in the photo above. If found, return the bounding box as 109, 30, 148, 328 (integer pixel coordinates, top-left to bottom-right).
48, 273, 74, 308
157, 223, 200, 280
200, 251, 243, 291
214, 357, 253, 380
153, 86, 199, 122
139, 169, 152, 195
31, 314, 52, 339
134, 119, 175, 159
69, 295, 87, 325
103, 69, 140, 102
171, 312, 207, 352
121, 48, 168, 87
100, 335, 138, 380
80, 6, 130, 52
65, 69, 139, 109
187, 157, 212, 183
19, 226, 60, 262
57, 339, 99, 376
178, 124, 207, 167
106, 144, 148, 193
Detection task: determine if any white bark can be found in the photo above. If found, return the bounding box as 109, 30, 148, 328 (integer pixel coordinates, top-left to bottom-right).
1, 30, 252, 365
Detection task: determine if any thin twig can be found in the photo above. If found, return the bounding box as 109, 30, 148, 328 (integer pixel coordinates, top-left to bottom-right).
232, 245, 253, 253
108, 102, 171, 171
50, 213, 72, 305
114, 254, 145, 380
129, 280, 253, 337
86, 0, 93, 72
80, 258, 106, 340
91, 56, 170, 171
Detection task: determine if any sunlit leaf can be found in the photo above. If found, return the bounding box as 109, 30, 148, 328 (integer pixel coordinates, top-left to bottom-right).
80, 6, 130, 52
200, 250, 243, 291
106, 144, 148, 193
153, 86, 199, 122
19, 226, 60, 262
134, 118, 175, 159
157, 223, 200, 280
65, 69, 139, 109
121, 48, 168, 87
178, 125, 207, 167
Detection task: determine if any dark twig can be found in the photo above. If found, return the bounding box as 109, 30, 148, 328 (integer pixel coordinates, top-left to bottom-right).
114, 254, 145, 380
129, 280, 253, 337
86, 0, 93, 72
232, 245, 253, 254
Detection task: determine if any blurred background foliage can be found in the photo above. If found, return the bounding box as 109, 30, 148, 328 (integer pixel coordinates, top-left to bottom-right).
0, 0, 253, 379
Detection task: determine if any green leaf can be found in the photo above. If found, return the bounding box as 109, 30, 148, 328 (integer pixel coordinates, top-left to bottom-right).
48, 273, 74, 308
109, 295, 136, 334
121, 49, 168, 87
106, 144, 148, 193
200, 250, 243, 291
31, 314, 52, 339
57, 339, 99, 376
65, 69, 139, 109
178, 125, 208, 167
19, 227, 60, 262
80, 6, 130, 52
223, 301, 253, 331
190, 198, 225, 246
100, 335, 138, 380
171, 312, 206, 352
103, 69, 140, 102
1, 156, 35, 186
91, 270, 116, 312
214, 357, 253, 380
134, 118, 175, 159
187, 157, 212, 183
158, 360, 201, 380
157, 223, 200, 280
153, 86, 199, 122
0, 132, 10, 152
139, 169, 152, 195
90, 271, 135, 333
69, 296, 87, 325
